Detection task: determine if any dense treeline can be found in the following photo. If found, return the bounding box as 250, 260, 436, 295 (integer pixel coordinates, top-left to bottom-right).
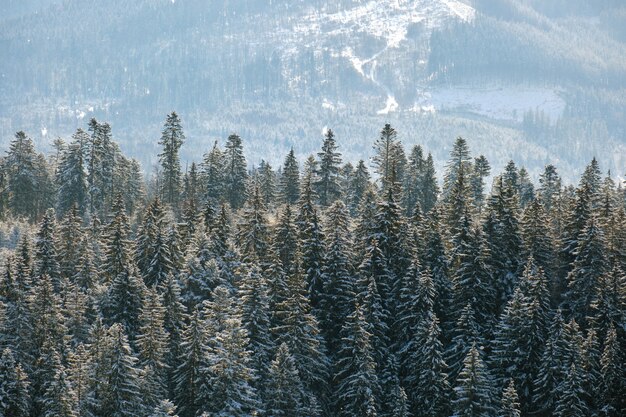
0, 113, 625, 416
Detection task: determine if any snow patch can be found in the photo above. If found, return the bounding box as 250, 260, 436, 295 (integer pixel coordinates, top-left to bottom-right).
377, 95, 399, 115
41, 127, 47, 137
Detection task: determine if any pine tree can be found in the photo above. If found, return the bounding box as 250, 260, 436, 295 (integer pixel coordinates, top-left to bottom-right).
266, 343, 309, 417
451, 344, 496, 417
443, 136, 473, 202
500, 379, 521, 417
471, 155, 491, 213
414, 313, 450, 417
67, 343, 95, 417
58, 204, 85, 280
100, 324, 144, 417
102, 268, 145, 341
224, 133, 248, 210
0, 348, 31, 417
201, 141, 225, 204
273, 203, 299, 274
271, 264, 329, 411
238, 264, 273, 392
421, 152, 440, 213
42, 366, 79, 417
446, 304, 483, 383
257, 159, 276, 208
566, 217, 607, 326
201, 315, 261, 416
518, 167, 535, 208
333, 303, 380, 417
5, 131, 39, 219
521, 199, 555, 282
296, 175, 326, 308
136, 288, 169, 408
150, 399, 179, 417
102, 195, 133, 282
236, 183, 269, 263
159, 112, 185, 208
315, 128, 342, 206
160, 273, 187, 398
539, 164, 562, 215
373, 123, 404, 192
598, 325, 625, 416
34, 209, 62, 289
56, 129, 89, 217
29, 273, 67, 360
554, 363, 589, 417
174, 307, 206, 417
350, 160, 370, 215
281, 148, 300, 204
320, 200, 355, 352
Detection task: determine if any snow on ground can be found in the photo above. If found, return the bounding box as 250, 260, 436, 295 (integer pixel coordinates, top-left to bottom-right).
413, 86, 566, 122
378, 95, 399, 115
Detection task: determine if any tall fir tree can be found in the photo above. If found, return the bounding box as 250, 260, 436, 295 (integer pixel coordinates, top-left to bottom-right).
158, 112, 185, 209
450, 344, 496, 417
224, 134, 248, 210
280, 148, 300, 204
315, 128, 342, 206
56, 129, 89, 217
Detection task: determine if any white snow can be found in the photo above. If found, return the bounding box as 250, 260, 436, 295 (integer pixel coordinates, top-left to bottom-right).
415, 86, 566, 121
377, 95, 399, 115
41, 127, 47, 137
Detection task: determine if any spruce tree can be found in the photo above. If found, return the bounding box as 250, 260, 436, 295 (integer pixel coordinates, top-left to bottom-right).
373, 123, 403, 192
554, 363, 589, 417
236, 183, 269, 263
266, 343, 309, 417
471, 155, 490, 213
201, 141, 225, 204
150, 399, 179, 417
56, 129, 89, 217
42, 366, 79, 417
34, 209, 62, 290
158, 112, 185, 208
333, 303, 380, 417
421, 152, 440, 213
102, 268, 145, 341
315, 128, 342, 206
281, 148, 300, 204
500, 379, 522, 417
350, 160, 370, 215
5, 131, 39, 220
102, 195, 133, 282
224, 133, 248, 210
174, 307, 206, 417
0, 348, 31, 417
451, 344, 496, 417
443, 136, 472, 202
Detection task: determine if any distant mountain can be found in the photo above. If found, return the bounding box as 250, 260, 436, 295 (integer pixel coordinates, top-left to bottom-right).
1, 0, 625, 182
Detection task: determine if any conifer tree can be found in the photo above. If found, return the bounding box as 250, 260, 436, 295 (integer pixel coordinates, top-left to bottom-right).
421, 152, 440, 213
102, 195, 133, 282
443, 136, 473, 202
539, 164, 562, 215
521, 199, 555, 281
273, 203, 299, 274
598, 325, 625, 416
373, 123, 404, 192
30, 273, 67, 360
471, 155, 490, 213
451, 344, 496, 417
271, 264, 329, 412
281, 148, 300, 204
320, 200, 355, 352
159, 112, 185, 208
160, 273, 187, 397
34, 209, 62, 289
239, 264, 273, 391
333, 304, 380, 417
224, 133, 248, 210
296, 175, 326, 307
315, 128, 342, 206
102, 268, 145, 341
236, 183, 269, 263
56, 129, 89, 217
42, 366, 79, 417
5, 131, 39, 220
201, 141, 225, 204
500, 379, 522, 417
257, 160, 276, 208
554, 363, 589, 417
350, 160, 370, 215
266, 343, 310, 417
174, 307, 205, 417
518, 167, 535, 208
58, 204, 85, 280
67, 343, 95, 417
0, 348, 31, 417
446, 304, 483, 383
100, 324, 144, 417
403, 145, 424, 216
137, 288, 169, 408
150, 399, 179, 417
566, 217, 607, 325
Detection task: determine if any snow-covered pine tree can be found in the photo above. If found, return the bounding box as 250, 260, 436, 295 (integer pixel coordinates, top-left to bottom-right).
41, 366, 79, 417
102, 267, 145, 341
102, 195, 133, 282
500, 379, 522, 417
320, 200, 355, 353
315, 128, 342, 206
0, 348, 31, 417
150, 399, 179, 417
56, 129, 89, 217
450, 344, 496, 417
174, 307, 206, 417
236, 183, 269, 264
34, 209, 62, 290
201, 140, 225, 204
443, 136, 473, 203
265, 342, 311, 417
136, 288, 169, 408
280, 148, 300, 205
158, 112, 185, 209
99, 324, 144, 417
224, 133, 248, 210
273, 203, 299, 274
296, 174, 326, 308
332, 303, 380, 417
349, 160, 370, 215
159, 273, 187, 398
